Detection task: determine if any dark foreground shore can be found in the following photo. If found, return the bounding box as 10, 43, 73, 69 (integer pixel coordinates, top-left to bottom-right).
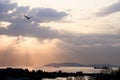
0, 68, 120, 80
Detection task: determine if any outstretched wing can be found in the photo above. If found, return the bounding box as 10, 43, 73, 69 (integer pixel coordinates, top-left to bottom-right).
24, 15, 32, 20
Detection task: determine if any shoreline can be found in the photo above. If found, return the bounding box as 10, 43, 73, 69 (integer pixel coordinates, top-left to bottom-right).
0, 67, 120, 80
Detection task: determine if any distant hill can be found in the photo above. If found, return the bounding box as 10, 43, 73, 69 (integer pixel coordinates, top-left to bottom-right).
44, 62, 120, 67
44, 62, 86, 67
90, 64, 120, 67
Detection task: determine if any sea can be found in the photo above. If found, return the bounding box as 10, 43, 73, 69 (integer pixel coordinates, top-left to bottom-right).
37, 66, 118, 80
0, 66, 118, 80
38, 66, 101, 73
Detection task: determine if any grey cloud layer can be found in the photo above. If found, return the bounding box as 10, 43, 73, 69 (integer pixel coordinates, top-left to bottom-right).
0, 1, 120, 65
96, 1, 120, 16
56, 33, 120, 64
0, 33, 120, 66
0, 23, 59, 39
0, 1, 67, 23
0, 1, 67, 39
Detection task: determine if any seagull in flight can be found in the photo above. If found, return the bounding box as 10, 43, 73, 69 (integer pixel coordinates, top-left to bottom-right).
24, 15, 32, 20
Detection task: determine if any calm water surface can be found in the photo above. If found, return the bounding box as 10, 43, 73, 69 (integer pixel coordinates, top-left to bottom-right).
40, 67, 99, 80
38, 67, 102, 73
0, 66, 118, 80
39, 67, 117, 80
42, 76, 90, 80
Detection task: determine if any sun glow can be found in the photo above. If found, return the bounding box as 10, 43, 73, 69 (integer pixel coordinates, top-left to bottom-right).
0, 0, 120, 67
0, 35, 62, 66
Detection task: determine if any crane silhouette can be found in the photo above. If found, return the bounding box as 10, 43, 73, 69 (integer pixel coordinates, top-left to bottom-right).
24, 15, 32, 20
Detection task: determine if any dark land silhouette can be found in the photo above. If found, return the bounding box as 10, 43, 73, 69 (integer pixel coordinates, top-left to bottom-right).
0, 67, 120, 80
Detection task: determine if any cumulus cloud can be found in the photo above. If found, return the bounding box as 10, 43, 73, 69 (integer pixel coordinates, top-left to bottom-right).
0, 1, 68, 39
0, 23, 59, 39
96, 1, 120, 16
0, 1, 67, 22
0, 1, 68, 66
0, 0, 120, 66
33, 8, 68, 23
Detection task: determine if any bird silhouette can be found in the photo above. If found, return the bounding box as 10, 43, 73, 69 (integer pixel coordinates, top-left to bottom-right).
24, 15, 32, 20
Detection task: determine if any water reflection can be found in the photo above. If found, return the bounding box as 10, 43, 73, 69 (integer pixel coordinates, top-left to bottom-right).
42, 76, 90, 80
39, 67, 101, 73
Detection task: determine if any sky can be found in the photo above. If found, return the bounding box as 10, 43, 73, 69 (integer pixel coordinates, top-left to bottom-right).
0, 0, 120, 67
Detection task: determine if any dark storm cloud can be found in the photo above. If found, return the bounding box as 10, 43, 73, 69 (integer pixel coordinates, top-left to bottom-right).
96, 1, 120, 16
